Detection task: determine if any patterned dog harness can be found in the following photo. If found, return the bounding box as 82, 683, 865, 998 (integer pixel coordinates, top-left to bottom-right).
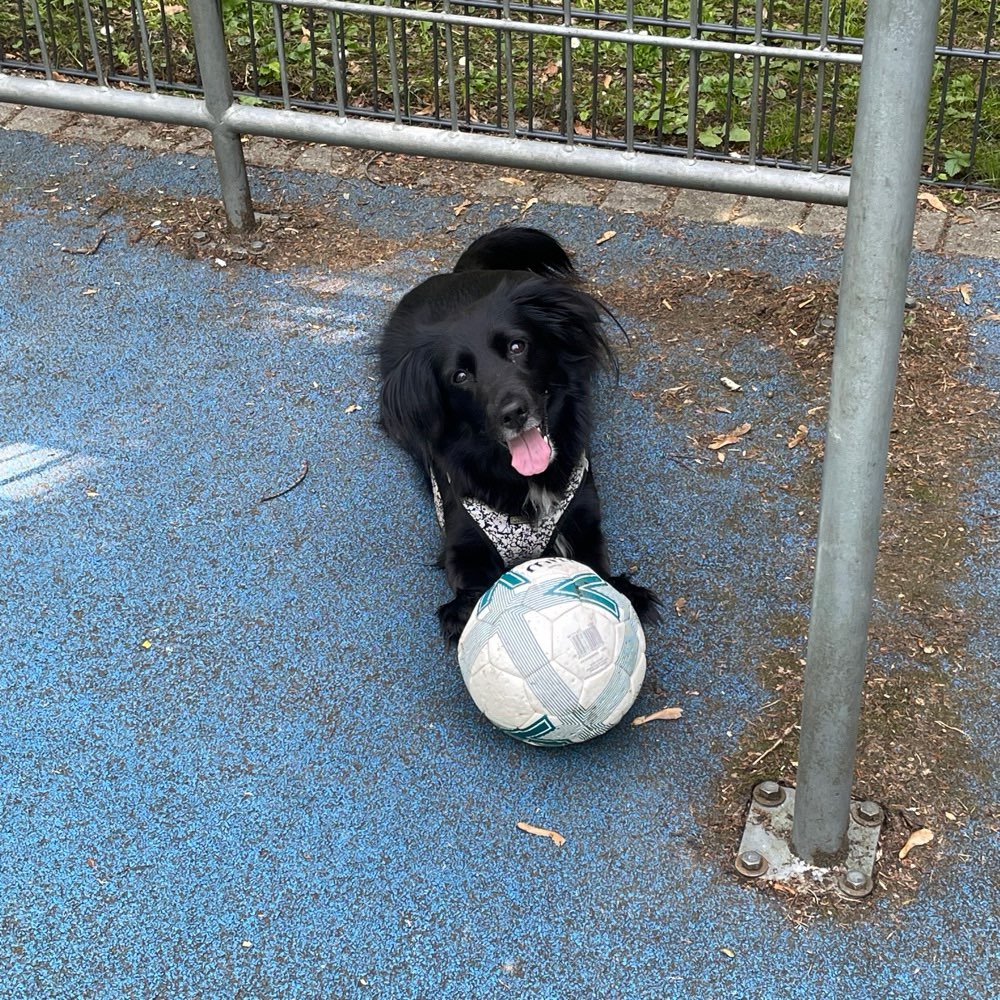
430, 456, 589, 566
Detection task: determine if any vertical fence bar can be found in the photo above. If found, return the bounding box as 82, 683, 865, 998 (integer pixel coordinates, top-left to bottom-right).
929, 0, 960, 178
462, 14, 471, 125
187, 0, 255, 233
810, 0, 831, 171
271, 3, 292, 110
624, 0, 635, 152
967, 0, 998, 175
758, 0, 778, 162
27, 0, 54, 80
590, 0, 602, 142
245, 0, 263, 99
824, 1, 848, 170
654, 0, 670, 145
80, 0, 107, 88
384, 0, 402, 124
747, 0, 763, 165
562, 0, 575, 144
442, 0, 459, 130
686, 0, 701, 157
790, 0, 941, 863
131, 0, 159, 94
501, 0, 516, 136
328, 9, 348, 118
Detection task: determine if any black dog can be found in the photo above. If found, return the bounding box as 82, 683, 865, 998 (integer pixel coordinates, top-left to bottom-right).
377, 226, 659, 642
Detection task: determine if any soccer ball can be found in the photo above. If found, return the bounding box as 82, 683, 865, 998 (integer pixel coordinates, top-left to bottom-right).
457, 557, 646, 746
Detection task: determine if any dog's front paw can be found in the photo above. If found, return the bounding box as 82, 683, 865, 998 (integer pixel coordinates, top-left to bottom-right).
608, 574, 662, 627
437, 590, 483, 645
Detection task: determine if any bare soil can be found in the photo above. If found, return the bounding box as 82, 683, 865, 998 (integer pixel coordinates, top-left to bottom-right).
602, 268, 998, 921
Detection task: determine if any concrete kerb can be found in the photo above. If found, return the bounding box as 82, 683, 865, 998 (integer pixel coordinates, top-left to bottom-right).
1, 102, 997, 258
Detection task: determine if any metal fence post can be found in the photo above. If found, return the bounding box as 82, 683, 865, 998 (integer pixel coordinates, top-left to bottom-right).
790, 0, 942, 862
187, 0, 256, 232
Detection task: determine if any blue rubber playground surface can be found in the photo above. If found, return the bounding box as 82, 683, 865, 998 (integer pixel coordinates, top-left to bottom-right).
1, 125, 997, 998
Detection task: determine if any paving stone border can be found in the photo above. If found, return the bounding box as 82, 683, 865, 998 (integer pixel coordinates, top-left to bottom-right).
2, 103, 997, 259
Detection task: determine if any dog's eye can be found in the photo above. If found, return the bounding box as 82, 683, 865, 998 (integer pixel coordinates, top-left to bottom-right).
508, 340, 527, 357
452, 369, 470, 384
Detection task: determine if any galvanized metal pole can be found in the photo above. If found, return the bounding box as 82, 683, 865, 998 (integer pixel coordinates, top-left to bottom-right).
187, 0, 256, 232
791, 0, 941, 862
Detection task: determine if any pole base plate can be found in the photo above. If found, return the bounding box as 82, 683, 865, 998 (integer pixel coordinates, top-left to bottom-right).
735, 782, 882, 898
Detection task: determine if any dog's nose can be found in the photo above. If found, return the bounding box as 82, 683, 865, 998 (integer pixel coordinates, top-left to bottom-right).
500, 398, 530, 431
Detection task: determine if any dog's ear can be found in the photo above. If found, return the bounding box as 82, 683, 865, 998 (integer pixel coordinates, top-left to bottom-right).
379, 346, 442, 457
509, 278, 618, 375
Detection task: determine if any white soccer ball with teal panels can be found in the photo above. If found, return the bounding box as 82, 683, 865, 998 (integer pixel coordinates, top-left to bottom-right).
457, 557, 646, 746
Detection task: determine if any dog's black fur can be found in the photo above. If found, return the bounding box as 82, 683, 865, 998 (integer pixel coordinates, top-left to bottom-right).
378, 226, 660, 642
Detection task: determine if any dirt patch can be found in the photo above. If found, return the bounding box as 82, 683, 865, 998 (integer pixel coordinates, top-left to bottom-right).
605, 268, 999, 921
80, 158, 572, 271
86, 187, 441, 272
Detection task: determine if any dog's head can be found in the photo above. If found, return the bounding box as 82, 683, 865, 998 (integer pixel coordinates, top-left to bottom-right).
379, 274, 615, 477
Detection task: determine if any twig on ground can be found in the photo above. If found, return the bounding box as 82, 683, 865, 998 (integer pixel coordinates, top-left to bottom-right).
259, 460, 310, 503
61, 231, 107, 256
749, 723, 797, 767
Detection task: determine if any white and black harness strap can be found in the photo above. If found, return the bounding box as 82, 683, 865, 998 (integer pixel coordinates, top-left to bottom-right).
430, 456, 589, 566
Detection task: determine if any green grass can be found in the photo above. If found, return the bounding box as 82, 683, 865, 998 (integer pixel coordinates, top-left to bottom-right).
1, 0, 998, 187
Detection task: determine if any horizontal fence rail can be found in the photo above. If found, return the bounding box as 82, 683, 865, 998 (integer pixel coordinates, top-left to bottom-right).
0, 0, 997, 191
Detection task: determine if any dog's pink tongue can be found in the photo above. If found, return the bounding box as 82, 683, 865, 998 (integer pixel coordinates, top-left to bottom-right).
508, 427, 552, 476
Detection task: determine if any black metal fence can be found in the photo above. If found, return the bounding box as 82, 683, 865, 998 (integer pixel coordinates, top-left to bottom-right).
1, 0, 997, 189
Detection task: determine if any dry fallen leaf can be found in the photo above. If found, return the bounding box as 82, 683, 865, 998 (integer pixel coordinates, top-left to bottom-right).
787, 424, 809, 449
981, 312, 1000, 322
453, 199, 473, 217
673, 597, 687, 614
539, 59, 560, 82
632, 707, 683, 726
596, 230, 617, 245
898, 827, 934, 860
721, 376, 742, 392
708, 422, 752, 450
945, 282, 973, 305
344, 403, 361, 414
516, 821, 566, 847
918, 191, 949, 213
